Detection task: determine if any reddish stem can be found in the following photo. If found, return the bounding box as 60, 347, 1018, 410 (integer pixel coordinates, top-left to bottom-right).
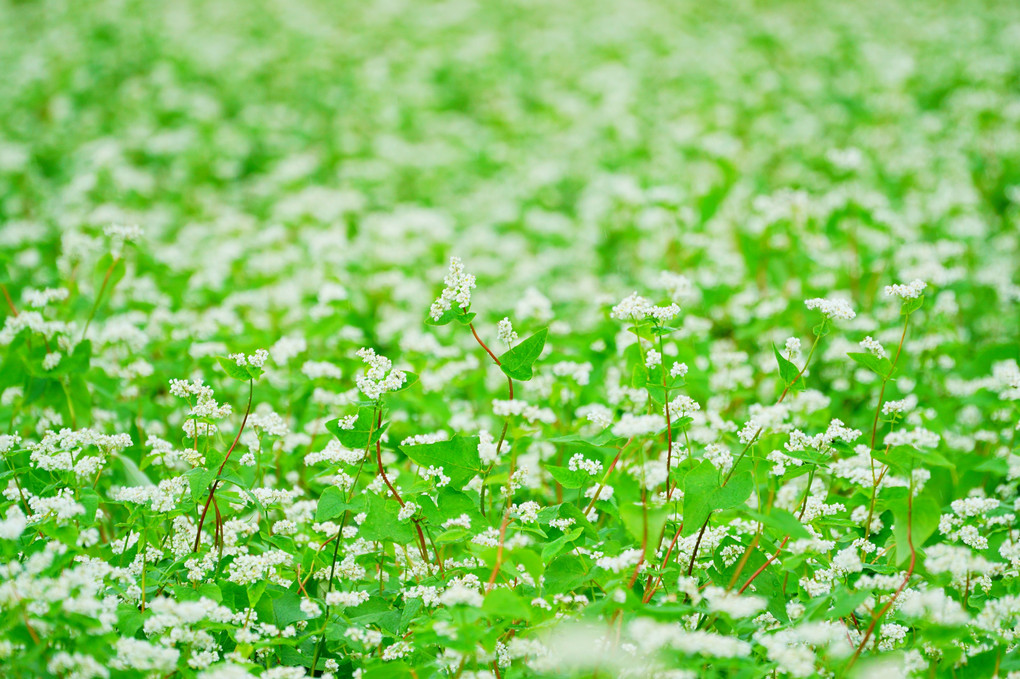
642, 523, 683, 603
738, 536, 789, 594
848, 490, 916, 668
193, 379, 254, 552
1, 284, 17, 316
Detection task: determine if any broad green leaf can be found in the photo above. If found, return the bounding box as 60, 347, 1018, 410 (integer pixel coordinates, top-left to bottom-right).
400, 435, 482, 486
847, 352, 893, 378
619, 501, 670, 557
359, 493, 417, 543
901, 295, 924, 315
483, 588, 533, 621
326, 406, 385, 449
773, 343, 801, 387
185, 467, 216, 503
498, 328, 548, 381
746, 508, 811, 540
315, 485, 354, 521
890, 490, 940, 565
546, 465, 590, 489
216, 356, 253, 381
681, 459, 718, 536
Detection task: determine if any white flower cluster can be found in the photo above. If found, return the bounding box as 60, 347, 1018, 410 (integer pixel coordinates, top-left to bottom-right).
859, 336, 887, 359
326, 590, 370, 607
228, 349, 269, 369
429, 256, 476, 321
611, 413, 665, 438
492, 399, 555, 424
804, 297, 856, 320
497, 317, 518, 345
885, 279, 927, 299
786, 419, 861, 452
355, 347, 407, 400
884, 427, 940, 449
568, 454, 603, 476
23, 287, 69, 308
609, 292, 680, 322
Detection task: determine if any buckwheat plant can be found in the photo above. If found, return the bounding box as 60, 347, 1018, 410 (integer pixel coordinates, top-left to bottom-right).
1, 0, 1020, 678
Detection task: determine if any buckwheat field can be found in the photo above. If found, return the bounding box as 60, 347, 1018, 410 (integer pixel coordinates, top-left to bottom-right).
1, 0, 1019, 677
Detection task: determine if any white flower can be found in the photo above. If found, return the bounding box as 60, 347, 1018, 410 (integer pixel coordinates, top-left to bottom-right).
859, 336, 887, 359
397, 501, 419, 521
355, 347, 407, 400
229, 349, 269, 369
568, 454, 603, 476
611, 413, 665, 438
497, 317, 518, 345
784, 337, 801, 360
885, 279, 927, 299
804, 297, 856, 320
429, 257, 476, 320
326, 590, 370, 607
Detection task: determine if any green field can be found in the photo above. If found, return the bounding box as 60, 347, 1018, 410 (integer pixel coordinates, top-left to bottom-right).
1, 0, 1019, 677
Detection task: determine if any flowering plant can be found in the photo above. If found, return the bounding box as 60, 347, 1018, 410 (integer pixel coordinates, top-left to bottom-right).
1, 1, 1019, 678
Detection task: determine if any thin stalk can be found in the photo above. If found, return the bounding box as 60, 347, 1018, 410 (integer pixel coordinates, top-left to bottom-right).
1, 284, 17, 316
847, 471, 916, 670
583, 437, 634, 515
193, 379, 254, 552
80, 256, 119, 341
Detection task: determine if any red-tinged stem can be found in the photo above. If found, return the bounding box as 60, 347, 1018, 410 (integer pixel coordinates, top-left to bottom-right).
584, 438, 633, 515
739, 536, 789, 594
372, 411, 430, 563
469, 322, 502, 365
628, 491, 649, 589
847, 485, 916, 669
727, 530, 761, 591
687, 516, 711, 576
642, 523, 683, 603
1, 284, 17, 317
470, 322, 514, 513
193, 379, 253, 552
486, 453, 517, 591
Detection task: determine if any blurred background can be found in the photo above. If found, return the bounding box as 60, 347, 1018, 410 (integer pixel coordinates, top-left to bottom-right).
0, 0, 1018, 343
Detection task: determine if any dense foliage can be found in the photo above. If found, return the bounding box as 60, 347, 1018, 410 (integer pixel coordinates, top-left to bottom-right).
1, 0, 1019, 677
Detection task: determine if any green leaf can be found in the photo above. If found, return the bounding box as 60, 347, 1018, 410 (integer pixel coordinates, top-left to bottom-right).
541, 526, 584, 561
425, 307, 475, 326
681, 460, 718, 536
359, 493, 417, 543
847, 352, 893, 378
498, 328, 548, 381
746, 508, 811, 540
825, 585, 871, 619
901, 295, 924, 316
326, 407, 385, 449
185, 468, 216, 504
619, 501, 669, 557
216, 356, 254, 381
78, 488, 100, 523
773, 343, 801, 387
483, 588, 533, 621
546, 465, 590, 490
316, 486, 352, 521
890, 490, 940, 565
400, 435, 482, 486
715, 470, 753, 511
682, 460, 752, 536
